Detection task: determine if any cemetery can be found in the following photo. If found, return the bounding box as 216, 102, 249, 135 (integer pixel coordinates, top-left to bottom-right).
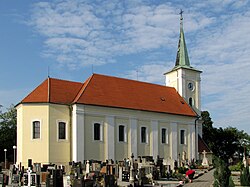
0, 151, 216, 187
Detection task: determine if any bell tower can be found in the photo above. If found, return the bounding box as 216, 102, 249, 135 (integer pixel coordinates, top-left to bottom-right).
164, 10, 202, 115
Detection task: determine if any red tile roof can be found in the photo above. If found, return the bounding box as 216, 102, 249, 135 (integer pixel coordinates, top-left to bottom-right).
198, 135, 211, 153
21, 78, 82, 104
20, 74, 197, 117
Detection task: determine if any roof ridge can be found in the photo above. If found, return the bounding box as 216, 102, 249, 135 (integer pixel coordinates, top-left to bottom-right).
48, 77, 50, 103
93, 73, 173, 89
48, 77, 82, 84
73, 74, 94, 103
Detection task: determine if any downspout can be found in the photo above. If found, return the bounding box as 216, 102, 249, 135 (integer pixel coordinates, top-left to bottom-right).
69, 105, 73, 162
195, 115, 200, 160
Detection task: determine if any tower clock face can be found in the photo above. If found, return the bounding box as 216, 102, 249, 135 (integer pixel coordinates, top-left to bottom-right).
188, 82, 194, 91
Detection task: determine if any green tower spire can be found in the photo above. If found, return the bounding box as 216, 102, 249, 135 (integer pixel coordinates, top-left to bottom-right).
175, 10, 191, 68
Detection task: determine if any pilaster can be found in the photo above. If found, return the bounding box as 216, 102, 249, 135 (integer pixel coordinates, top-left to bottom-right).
189, 124, 196, 160
128, 118, 137, 158
105, 116, 115, 160
150, 120, 158, 161
72, 105, 85, 162
170, 122, 178, 160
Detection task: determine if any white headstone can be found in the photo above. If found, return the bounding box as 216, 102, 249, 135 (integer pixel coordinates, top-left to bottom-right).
63, 175, 71, 187
86, 160, 90, 174
202, 150, 209, 166
243, 155, 247, 167
129, 154, 134, 183
118, 166, 123, 182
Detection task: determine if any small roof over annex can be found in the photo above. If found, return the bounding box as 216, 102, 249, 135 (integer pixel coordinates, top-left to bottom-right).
19, 74, 197, 117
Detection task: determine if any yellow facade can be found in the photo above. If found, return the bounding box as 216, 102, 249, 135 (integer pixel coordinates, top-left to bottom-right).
115, 117, 129, 161
17, 102, 197, 167
17, 103, 71, 167
84, 114, 105, 161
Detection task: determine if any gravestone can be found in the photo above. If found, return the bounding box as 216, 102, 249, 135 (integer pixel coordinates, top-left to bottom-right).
86, 160, 90, 174
23, 173, 28, 186
0, 173, 4, 185
163, 158, 175, 171
11, 174, 20, 186
30, 173, 39, 186
118, 166, 123, 182
202, 150, 209, 167
63, 175, 71, 187
33, 163, 42, 173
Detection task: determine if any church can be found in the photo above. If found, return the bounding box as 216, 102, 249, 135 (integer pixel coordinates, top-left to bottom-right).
16, 14, 204, 167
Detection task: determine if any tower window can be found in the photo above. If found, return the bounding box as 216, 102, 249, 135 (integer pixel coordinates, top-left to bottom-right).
189, 97, 193, 106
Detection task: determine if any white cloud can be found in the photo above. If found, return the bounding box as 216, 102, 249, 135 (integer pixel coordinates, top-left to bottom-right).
29, 1, 212, 69
26, 0, 250, 133
122, 62, 168, 84
191, 10, 250, 132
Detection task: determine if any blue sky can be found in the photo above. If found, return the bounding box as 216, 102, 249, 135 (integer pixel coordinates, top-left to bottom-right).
1, 0, 250, 133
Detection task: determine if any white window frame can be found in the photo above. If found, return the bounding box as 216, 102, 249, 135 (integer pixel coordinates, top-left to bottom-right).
180, 129, 186, 145
92, 121, 103, 141
140, 125, 148, 144
31, 119, 41, 140
57, 120, 68, 141
161, 127, 168, 144
117, 124, 127, 143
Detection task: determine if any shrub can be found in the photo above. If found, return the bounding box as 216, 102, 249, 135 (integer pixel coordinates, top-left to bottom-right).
229, 161, 243, 171
177, 167, 188, 174
229, 176, 235, 187
213, 157, 231, 187
240, 166, 250, 186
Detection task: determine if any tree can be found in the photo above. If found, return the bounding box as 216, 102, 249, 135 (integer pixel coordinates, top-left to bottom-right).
0, 105, 17, 162
201, 111, 216, 150
201, 111, 250, 161
201, 111, 250, 187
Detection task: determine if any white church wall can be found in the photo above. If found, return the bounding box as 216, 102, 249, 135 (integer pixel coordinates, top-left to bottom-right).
137, 120, 150, 156
158, 121, 171, 159
73, 104, 196, 162
115, 117, 129, 161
